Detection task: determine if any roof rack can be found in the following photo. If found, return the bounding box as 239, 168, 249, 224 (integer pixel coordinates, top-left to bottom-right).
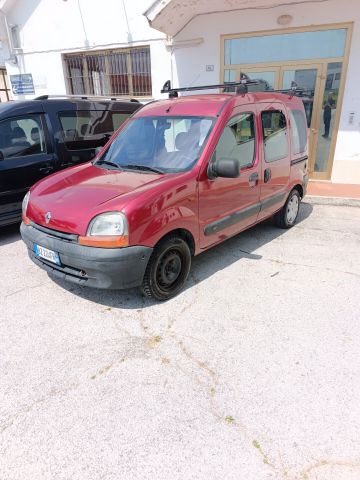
160, 79, 314, 99
161, 79, 260, 98
34, 94, 140, 103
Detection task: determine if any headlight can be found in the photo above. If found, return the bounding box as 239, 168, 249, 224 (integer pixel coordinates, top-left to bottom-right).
87, 212, 128, 236
22, 191, 30, 224
79, 212, 129, 248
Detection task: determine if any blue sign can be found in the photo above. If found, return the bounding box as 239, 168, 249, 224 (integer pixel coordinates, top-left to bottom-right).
10, 74, 35, 95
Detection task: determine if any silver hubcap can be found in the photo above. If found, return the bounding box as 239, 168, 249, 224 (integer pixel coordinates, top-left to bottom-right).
286, 195, 299, 224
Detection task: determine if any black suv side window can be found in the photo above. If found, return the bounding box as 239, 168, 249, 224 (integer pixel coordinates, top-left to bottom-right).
0, 114, 47, 159
58, 110, 129, 151
261, 110, 288, 162
214, 112, 256, 169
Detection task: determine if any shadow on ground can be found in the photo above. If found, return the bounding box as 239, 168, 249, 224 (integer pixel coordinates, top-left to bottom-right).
0, 223, 21, 247
50, 202, 313, 309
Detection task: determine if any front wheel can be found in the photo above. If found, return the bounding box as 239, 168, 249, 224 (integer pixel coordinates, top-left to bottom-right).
141, 236, 191, 301
274, 189, 301, 229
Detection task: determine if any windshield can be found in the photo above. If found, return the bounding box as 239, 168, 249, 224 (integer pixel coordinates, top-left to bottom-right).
94, 116, 215, 173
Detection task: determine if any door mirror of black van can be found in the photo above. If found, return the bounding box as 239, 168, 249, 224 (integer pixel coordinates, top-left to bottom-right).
211, 157, 240, 179
0, 151, 4, 161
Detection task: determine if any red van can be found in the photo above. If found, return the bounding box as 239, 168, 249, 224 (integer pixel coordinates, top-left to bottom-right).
21, 81, 308, 300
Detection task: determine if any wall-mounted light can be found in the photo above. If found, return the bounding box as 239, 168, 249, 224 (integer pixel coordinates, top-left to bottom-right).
10, 24, 21, 49
277, 14, 293, 26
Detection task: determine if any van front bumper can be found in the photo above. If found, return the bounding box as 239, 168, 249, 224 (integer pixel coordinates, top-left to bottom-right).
20, 222, 153, 290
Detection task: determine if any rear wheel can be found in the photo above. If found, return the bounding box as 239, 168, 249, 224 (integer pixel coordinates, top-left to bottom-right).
141, 236, 191, 301
274, 189, 301, 228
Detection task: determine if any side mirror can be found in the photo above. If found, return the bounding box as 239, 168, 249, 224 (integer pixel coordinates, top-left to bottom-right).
210, 157, 240, 179
0, 151, 4, 161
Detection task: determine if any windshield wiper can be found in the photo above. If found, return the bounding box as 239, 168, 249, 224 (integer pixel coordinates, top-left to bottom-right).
94, 159, 122, 169
121, 164, 164, 174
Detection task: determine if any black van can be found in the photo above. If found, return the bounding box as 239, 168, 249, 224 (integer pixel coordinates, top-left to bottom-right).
0, 96, 141, 226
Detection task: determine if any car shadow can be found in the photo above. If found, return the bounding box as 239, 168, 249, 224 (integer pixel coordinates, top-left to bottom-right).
50, 201, 313, 309
0, 223, 21, 247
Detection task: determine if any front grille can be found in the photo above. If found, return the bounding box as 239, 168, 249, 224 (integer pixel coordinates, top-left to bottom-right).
31, 222, 79, 243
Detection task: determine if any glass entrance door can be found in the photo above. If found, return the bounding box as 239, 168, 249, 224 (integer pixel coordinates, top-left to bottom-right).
226, 62, 344, 179
279, 64, 323, 176
312, 62, 343, 178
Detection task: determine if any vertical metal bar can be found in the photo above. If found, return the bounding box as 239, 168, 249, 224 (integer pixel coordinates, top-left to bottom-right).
83, 55, 90, 95
112, 53, 117, 95
131, 51, 136, 96
142, 50, 146, 95
110, 53, 115, 95
126, 49, 133, 97
114, 53, 119, 95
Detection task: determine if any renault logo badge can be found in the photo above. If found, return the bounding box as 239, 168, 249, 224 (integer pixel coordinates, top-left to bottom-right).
45, 212, 51, 224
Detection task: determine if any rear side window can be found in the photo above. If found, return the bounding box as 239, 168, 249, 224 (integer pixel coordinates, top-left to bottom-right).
214, 113, 256, 169
289, 110, 307, 155
261, 110, 288, 162
0, 114, 47, 159
58, 110, 129, 151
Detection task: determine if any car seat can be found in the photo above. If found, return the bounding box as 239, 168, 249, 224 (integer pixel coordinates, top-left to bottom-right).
30, 127, 42, 154
31, 127, 40, 143
174, 131, 201, 169
12, 126, 31, 148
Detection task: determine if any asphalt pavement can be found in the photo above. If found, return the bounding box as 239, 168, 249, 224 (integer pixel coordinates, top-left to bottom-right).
0, 202, 359, 480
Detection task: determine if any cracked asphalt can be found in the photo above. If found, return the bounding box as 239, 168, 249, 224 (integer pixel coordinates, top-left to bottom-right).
0, 201, 360, 480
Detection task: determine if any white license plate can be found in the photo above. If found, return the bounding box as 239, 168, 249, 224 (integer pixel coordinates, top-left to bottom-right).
33, 244, 61, 265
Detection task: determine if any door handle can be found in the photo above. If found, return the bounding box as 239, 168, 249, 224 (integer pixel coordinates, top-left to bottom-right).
39, 165, 54, 174
249, 172, 259, 186
264, 168, 271, 183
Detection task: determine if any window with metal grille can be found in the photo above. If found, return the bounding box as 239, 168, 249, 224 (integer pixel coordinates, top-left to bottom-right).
63, 47, 152, 98
0, 69, 11, 102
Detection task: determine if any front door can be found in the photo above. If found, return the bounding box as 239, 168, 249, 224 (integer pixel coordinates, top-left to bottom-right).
0, 113, 55, 225
198, 105, 261, 249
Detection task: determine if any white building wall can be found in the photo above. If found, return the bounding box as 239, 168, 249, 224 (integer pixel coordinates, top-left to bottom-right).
0, 13, 11, 68
5, 0, 171, 99
171, 0, 360, 184
3, 0, 360, 183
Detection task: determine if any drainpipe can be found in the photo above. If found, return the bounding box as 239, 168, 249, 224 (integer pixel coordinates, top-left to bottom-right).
0, 7, 15, 58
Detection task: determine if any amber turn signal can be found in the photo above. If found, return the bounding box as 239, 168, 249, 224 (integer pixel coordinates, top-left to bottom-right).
78, 235, 129, 248
22, 214, 31, 225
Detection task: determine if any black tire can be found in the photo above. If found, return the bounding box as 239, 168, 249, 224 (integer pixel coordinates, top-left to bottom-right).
141, 235, 191, 301
274, 189, 301, 229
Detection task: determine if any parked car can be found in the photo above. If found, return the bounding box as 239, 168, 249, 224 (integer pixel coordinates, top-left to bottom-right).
0, 96, 141, 226
21, 83, 308, 300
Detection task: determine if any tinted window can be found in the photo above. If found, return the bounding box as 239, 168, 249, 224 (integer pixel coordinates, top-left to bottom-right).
289, 110, 307, 155
261, 111, 288, 162
0, 114, 47, 159
214, 113, 255, 169
59, 110, 129, 151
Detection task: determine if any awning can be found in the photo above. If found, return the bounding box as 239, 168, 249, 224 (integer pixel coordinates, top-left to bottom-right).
144, 0, 328, 37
